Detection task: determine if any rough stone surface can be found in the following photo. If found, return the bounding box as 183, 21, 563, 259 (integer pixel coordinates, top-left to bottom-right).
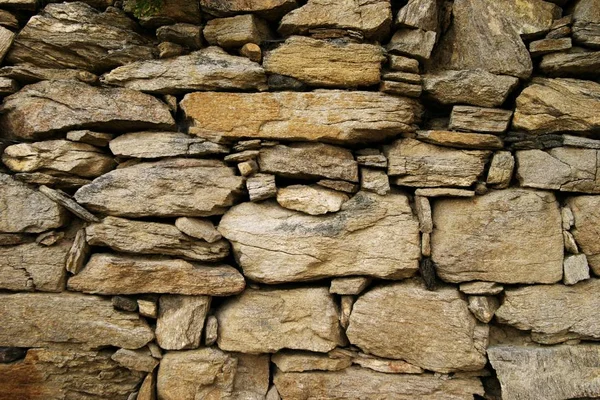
386, 28, 437, 60
346, 280, 488, 373
277, 184, 348, 215
109, 132, 228, 159
487, 151, 515, 189
204, 14, 272, 48
416, 130, 504, 150
199, 0, 297, 20
175, 217, 222, 243
68, 253, 245, 296
432, 189, 563, 283
123, 0, 201, 27
568, 195, 600, 274
67, 130, 114, 147
449, 106, 513, 134
271, 350, 352, 372
111, 348, 158, 373
330, 277, 371, 295
468, 296, 500, 323
539, 48, 600, 77
247, 173, 277, 202
74, 158, 244, 218
360, 168, 390, 195
219, 191, 420, 283
396, 0, 439, 31
216, 287, 344, 353
459, 281, 504, 296
156, 23, 202, 49
563, 254, 590, 285
155, 295, 211, 350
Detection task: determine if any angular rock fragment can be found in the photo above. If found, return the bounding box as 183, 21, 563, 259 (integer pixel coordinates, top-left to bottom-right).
232, 353, 271, 399
219, 191, 420, 283
330, 277, 371, 295
216, 287, 344, 353
111, 348, 158, 373
67, 130, 114, 147
271, 350, 352, 372
205, 315, 218, 346
563, 254, 590, 285
0, 77, 18, 96
68, 253, 245, 296
317, 179, 359, 193
0, 292, 154, 349
13, 172, 91, 190
103, 47, 267, 94
38, 185, 99, 223
486, 151, 514, 189
449, 106, 513, 134
175, 217, 222, 243
263, 36, 384, 87
360, 168, 390, 195
388, 54, 420, 72
387, 28, 437, 60
431, 189, 563, 283
459, 281, 504, 295
529, 37, 572, 56
240, 42, 262, 62
572, 0, 600, 48
0, 80, 175, 140
379, 80, 422, 97
137, 298, 158, 319
109, 132, 228, 158
564, 231, 579, 254
468, 296, 500, 323
386, 138, 490, 187
278, 0, 392, 40
539, 48, 600, 77
415, 130, 503, 150
74, 158, 244, 218
246, 173, 277, 202
396, 0, 439, 31
414, 188, 475, 197
6, 3, 155, 73
204, 14, 271, 47
488, 345, 600, 400
156, 23, 203, 49
0, 64, 99, 85
123, 0, 200, 27
277, 184, 348, 215
347, 280, 488, 372
566, 196, 600, 274
85, 216, 229, 261
182, 90, 421, 144
563, 134, 600, 149
199, 0, 297, 20
156, 295, 210, 350
0, 173, 67, 233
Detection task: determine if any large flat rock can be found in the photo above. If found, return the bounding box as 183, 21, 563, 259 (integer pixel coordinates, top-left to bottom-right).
568, 196, 600, 274
218, 191, 420, 283
274, 367, 484, 399
0, 292, 154, 349
216, 287, 344, 353
0, 80, 175, 140
540, 48, 600, 77
74, 158, 244, 218
181, 90, 422, 144
6, 2, 154, 73
431, 189, 563, 283
0, 173, 67, 233
488, 345, 600, 400
346, 280, 488, 373
263, 36, 384, 87
109, 131, 229, 158
68, 253, 245, 296
199, 0, 297, 20
103, 47, 267, 94
495, 279, 600, 342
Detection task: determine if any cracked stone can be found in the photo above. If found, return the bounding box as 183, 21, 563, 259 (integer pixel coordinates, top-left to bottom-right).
277, 184, 349, 215
156, 295, 211, 350
567, 195, 600, 274
204, 14, 272, 48
449, 106, 513, 134
563, 254, 590, 285
486, 151, 515, 189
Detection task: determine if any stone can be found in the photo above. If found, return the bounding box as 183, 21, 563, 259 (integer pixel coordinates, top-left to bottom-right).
2, 140, 115, 178
216, 287, 344, 353
238, 159, 259, 176
111, 348, 158, 373
416, 130, 504, 150
562, 206, 574, 229
247, 173, 277, 202
460, 281, 504, 295
276, 184, 348, 215
564, 231, 579, 254
347, 280, 488, 373
388, 54, 420, 72
0, 80, 175, 140
563, 254, 590, 285
547, 25, 571, 39
263, 36, 384, 87
488, 345, 600, 400
495, 279, 600, 342
219, 191, 420, 283
156, 23, 203, 49
449, 106, 513, 134
224, 150, 260, 163
0, 347, 145, 399
266, 386, 280, 400
352, 353, 424, 374
13, 172, 91, 190
123, 0, 200, 27
573, 0, 600, 48
563, 134, 600, 149
0, 292, 153, 349
0, 10, 18, 30
278, 0, 392, 40
85, 216, 229, 261
529, 37, 572, 56
74, 158, 244, 218
396, 0, 439, 31
0, 240, 70, 292
539, 48, 600, 77
360, 168, 390, 195
240, 43, 262, 63
274, 366, 484, 399
113, 296, 138, 313
568, 196, 600, 274
317, 179, 359, 193
109, 131, 228, 159
387, 28, 437, 61
204, 14, 271, 48
35, 230, 64, 246
0, 26, 13, 64
423, 69, 519, 107
432, 189, 563, 283
513, 78, 600, 135
381, 71, 421, 84
386, 138, 490, 188
137, 298, 158, 319
0, 0, 36, 10
156, 295, 211, 350
38, 185, 100, 223
205, 315, 218, 346
259, 143, 358, 182
199, 0, 297, 20
356, 153, 387, 168
0, 233, 30, 246
379, 80, 422, 98
0, 77, 18, 96
414, 195, 432, 233
468, 296, 500, 323
267, 73, 307, 90
0, 64, 99, 85
175, 217, 222, 243
271, 350, 352, 372
487, 151, 515, 189
414, 188, 476, 197
137, 372, 155, 400
157, 41, 185, 59
181, 90, 421, 144
516, 148, 600, 193
67, 130, 114, 147
6, 3, 154, 73
68, 253, 245, 296
232, 353, 271, 399
103, 47, 267, 94
339, 295, 353, 329
330, 277, 371, 295
0, 173, 67, 233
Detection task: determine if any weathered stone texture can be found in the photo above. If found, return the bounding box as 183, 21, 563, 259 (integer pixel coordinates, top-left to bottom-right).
568, 196, 600, 274
155, 295, 211, 350
109, 132, 228, 158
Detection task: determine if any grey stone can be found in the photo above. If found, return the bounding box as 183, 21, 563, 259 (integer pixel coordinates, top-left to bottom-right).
486, 151, 515, 189
204, 14, 272, 47
67, 130, 114, 147
563, 254, 590, 285
468, 296, 500, 323
247, 173, 277, 202
386, 28, 437, 60
109, 131, 228, 158
38, 185, 100, 223
540, 48, 600, 77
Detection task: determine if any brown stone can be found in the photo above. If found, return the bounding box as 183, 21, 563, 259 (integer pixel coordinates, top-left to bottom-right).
486, 151, 515, 189
387, 28, 436, 60
204, 14, 272, 47
449, 106, 513, 134
199, 0, 297, 20
67, 130, 114, 147
276, 184, 348, 215
529, 37, 572, 56
123, 0, 200, 27
246, 173, 277, 202
156, 23, 203, 49
155, 295, 211, 350
567, 196, 600, 275
111, 348, 158, 373
271, 350, 352, 372
539, 48, 600, 77
416, 130, 504, 150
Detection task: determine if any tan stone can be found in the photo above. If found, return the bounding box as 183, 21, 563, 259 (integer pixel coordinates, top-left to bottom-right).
388, 54, 420, 72
204, 14, 271, 47
199, 0, 297, 20
271, 350, 352, 372
240, 42, 262, 62
449, 106, 513, 134
317, 179, 359, 193
387, 28, 437, 60
219, 191, 420, 283
137, 372, 156, 400
568, 196, 600, 274
468, 296, 500, 323
379, 79, 422, 98
67, 130, 113, 147
360, 168, 390, 195
487, 151, 514, 189
529, 37, 572, 56
563, 254, 590, 285
330, 277, 371, 295
109, 132, 228, 159
123, 0, 200, 27
156, 23, 202, 49
432, 189, 563, 283
111, 348, 158, 373
396, 0, 438, 31
459, 281, 504, 296
277, 184, 348, 215
205, 315, 218, 346
156, 295, 211, 350
232, 353, 270, 399
175, 217, 222, 243
352, 353, 423, 374
12, 172, 91, 190
416, 130, 503, 150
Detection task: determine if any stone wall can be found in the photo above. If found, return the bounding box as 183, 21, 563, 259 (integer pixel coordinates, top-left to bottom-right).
0, 0, 599, 399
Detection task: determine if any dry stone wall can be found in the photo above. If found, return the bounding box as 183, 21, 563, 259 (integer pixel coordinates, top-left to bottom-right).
0, 0, 599, 399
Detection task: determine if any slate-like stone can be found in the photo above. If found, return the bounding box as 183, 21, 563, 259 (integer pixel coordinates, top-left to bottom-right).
568, 195, 600, 275
155, 295, 211, 350
111, 348, 158, 373
199, 0, 297, 20
204, 14, 272, 47
0, 292, 154, 349
109, 132, 228, 158
572, 0, 600, 48
103, 47, 267, 94
449, 106, 513, 134
416, 130, 504, 150
276, 184, 348, 215
386, 28, 437, 60
0, 64, 99, 85
216, 287, 344, 353
271, 350, 352, 372
156, 23, 203, 49
346, 280, 488, 373
396, 0, 439, 31
263, 36, 384, 87
68, 253, 245, 296
0, 80, 175, 140
74, 158, 244, 218
6, 2, 155, 73
218, 191, 420, 283
182, 90, 421, 144
486, 151, 515, 189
